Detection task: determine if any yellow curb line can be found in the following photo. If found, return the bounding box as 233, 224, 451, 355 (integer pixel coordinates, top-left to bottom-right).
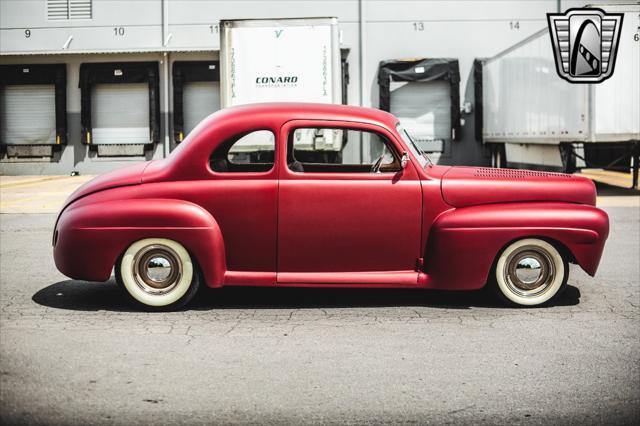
0, 176, 92, 190
0, 176, 66, 189
0, 195, 54, 207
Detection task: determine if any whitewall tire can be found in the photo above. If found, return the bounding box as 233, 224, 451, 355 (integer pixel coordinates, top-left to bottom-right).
117, 238, 200, 311
493, 238, 568, 307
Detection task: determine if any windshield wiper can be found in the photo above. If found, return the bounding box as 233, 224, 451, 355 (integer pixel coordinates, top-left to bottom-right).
405, 130, 432, 166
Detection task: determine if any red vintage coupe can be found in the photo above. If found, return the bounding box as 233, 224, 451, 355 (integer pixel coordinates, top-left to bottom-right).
53, 103, 609, 310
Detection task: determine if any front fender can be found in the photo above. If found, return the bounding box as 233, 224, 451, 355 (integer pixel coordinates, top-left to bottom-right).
424, 202, 609, 290
54, 198, 226, 288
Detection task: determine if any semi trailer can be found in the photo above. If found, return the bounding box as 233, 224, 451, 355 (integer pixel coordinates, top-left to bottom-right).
219, 17, 347, 156
481, 4, 639, 187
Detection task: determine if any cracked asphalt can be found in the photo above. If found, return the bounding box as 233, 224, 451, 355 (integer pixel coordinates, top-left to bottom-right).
1, 202, 639, 425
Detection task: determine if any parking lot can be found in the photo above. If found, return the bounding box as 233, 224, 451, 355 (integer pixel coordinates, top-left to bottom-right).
1, 175, 639, 425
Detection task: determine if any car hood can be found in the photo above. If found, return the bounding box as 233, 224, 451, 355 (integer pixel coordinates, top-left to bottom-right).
62, 161, 151, 210
441, 167, 596, 208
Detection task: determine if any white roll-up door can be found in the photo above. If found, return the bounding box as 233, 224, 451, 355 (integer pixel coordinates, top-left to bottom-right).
183, 81, 220, 135
390, 80, 451, 152
0, 85, 56, 145
91, 83, 149, 145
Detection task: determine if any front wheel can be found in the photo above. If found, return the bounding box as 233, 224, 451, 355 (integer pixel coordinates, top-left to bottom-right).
116, 238, 200, 311
491, 238, 568, 307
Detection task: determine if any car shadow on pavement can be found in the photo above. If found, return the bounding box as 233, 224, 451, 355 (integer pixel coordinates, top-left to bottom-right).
594, 181, 640, 196
32, 279, 581, 312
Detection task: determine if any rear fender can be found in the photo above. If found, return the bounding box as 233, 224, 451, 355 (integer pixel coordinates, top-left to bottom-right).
54, 198, 226, 288
423, 202, 609, 290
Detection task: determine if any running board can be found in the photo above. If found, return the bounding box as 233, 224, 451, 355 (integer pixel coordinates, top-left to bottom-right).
277, 271, 418, 286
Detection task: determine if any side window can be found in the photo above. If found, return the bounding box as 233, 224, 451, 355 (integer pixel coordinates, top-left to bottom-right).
210, 130, 275, 173
288, 128, 399, 173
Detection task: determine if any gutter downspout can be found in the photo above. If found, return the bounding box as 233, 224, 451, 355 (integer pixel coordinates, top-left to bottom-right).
162, 0, 171, 157
358, 0, 366, 162
358, 0, 366, 107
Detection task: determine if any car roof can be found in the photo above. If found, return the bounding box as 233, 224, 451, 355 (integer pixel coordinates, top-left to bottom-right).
161, 102, 403, 180
207, 102, 399, 129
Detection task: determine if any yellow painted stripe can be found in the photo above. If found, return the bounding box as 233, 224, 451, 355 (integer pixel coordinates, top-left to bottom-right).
0, 195, 51, 207
0, 176, 94, 190
0, 176, 65, 189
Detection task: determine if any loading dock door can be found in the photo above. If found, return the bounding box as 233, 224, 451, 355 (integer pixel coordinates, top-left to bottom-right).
389, 80, 451, 152
378, 58, 460, 153
91, 83, 150, 145
0, 63, 67, 157
172, 61, 220, 143
1, 85, 56, 145
183, 81, 220, 136
79, 62, 160, 152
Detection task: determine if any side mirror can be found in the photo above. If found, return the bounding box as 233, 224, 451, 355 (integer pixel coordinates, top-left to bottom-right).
400, 152, 410, 169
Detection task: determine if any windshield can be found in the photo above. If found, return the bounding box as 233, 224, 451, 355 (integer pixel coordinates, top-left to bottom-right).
396, 123, 431, 168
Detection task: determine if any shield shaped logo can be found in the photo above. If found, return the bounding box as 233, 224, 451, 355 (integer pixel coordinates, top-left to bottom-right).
547, 8, 623, 83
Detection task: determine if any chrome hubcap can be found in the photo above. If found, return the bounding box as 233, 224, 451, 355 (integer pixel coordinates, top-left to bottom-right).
504, 246, 555, 297
146, 256, 173, 283
514, 257, 543, 285
132, 245, 182, 295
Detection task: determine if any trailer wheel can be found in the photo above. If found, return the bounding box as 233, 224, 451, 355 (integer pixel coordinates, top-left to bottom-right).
491, 238, 568, 307
116, 238, 200, 311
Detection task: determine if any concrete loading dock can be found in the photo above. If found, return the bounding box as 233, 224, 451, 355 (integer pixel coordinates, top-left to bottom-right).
3, 0, 609, 175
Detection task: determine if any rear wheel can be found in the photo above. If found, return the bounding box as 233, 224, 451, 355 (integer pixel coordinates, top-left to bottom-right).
492, 238, 568, 307
116, 238, 200, 311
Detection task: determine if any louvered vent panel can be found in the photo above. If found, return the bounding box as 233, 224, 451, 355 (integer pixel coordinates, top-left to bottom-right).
473, 168, 573, 179
47, 0, 92, 20
47, 0, 69, 20
69, 0, 92, 19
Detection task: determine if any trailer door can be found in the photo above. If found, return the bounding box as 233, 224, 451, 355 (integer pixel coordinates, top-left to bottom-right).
0, 84, 56, 145
91, 83, 150, 145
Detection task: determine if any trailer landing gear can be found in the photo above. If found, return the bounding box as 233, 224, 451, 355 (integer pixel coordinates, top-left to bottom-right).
632, 142, 639, 190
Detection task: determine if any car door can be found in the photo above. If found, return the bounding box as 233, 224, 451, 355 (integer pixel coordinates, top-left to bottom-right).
277, 120, 423, 285
199, 129, 279, 284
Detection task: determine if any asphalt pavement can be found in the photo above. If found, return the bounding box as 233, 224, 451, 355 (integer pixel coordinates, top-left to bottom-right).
0, 180, 638, 425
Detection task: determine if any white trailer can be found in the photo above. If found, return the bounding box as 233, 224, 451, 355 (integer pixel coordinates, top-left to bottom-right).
219, 17, 343, 153
482, 4, 639, 187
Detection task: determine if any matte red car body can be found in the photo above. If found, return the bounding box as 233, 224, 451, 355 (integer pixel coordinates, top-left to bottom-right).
53, 103, 609, 292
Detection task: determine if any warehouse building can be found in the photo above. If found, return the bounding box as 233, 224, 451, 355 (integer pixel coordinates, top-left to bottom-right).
1, 0, 600, 175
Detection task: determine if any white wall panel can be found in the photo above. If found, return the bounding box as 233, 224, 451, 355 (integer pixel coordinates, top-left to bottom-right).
366, 0, 556, 21
0, 0, 161, 29
166, 24, 221, 50
1, 25, 163, 54
168, 0, 358, 25
1, 0, 49, 28
366, 20, 546, 105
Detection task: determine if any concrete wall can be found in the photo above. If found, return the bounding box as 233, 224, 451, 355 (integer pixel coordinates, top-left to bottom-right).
1, 0, 609, 175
